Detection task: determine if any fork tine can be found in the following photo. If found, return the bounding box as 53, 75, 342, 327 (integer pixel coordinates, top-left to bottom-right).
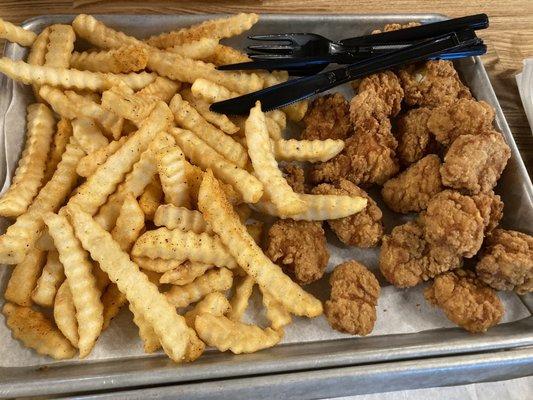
248, 34, 297, 43
247, 44, 295, 54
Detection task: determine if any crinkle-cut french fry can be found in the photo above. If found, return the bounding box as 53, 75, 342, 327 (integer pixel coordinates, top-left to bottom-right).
184, 161, 241, 206
283, 101, 309, 122
0, 17, 36, 46
267, 110, 287, 130
136, 76, 180, 103
129, 302, 161, 353
45, 24, 75, 68
246, 102, 306, 215
72, 14, 141, 49
27, 27, 49, 101
260, 286, 292, 330
166, 38, 218, 60
272, 138, 345, 163
95, 132, 174, 230
133, 256, 183, 273
69, 102, 173, 216
0, 103, 55, 218
204, 44, 250, 65
157, 146, 190, 208
139, 178, 163, 220
0, 57, 153, 92
203, 45, 288, 90
145, 13, 258, 48
195, 313, 281, 354
171, 128, 262, 203
44, 212, 103, 358
199, 170, 323, 317
265, 117, 282, 140
184, 292, 230, 327
160, 261, 214, 285
70, 45, 149, 73
170, 94, 248, 167
3, 302, 76, 360
154, 204, 212, 234
39, 85, 79, 119
64, 91, 124, 139
147, 50, 263, 94
0, 137, 84, 264
101, 283, 126, 330
253, 193, 368, 221
76, 136, 127, 178
93, 262, 110, 292
108, 72, 156, 90
166, 267, 233, 308
190, 78, 238, 103
44, 118, 73, 182
228, 275, 254, 321
132, 227, 238, 269
181, 89, 239, 135
101, 89, 157, 126
31, 250, 65, 307
68, 205, 200, 363
111, 193, 144, 252
5, 248, 46, 306
54, 281, 79, 347
71, 117, 109, 154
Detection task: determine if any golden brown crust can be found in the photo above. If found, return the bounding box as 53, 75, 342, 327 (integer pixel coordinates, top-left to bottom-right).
396, 107, 437, 165
476, 229, 533, 294
422, 190, 485, 258
471, 191, 504, 235
399, 60, 472, 108
379, 220, 461, 288
357, 71, 404, 117
282, 163, 307, 194
301, 93, 351, 141
312, 179, 383, 247
427, 98, 495, 146
325, 261, 380, 335
266, 219, 329, 285
310, 119, 399, 186
440, 132, 511, 194
424, 269, 503, 333
381, 154, 443, 213
372, 22, 421, 34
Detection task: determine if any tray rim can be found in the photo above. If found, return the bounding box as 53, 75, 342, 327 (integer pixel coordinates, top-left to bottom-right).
0, 12, 531, 399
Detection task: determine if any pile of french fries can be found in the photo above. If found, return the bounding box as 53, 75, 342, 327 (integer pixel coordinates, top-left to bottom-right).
0, 14, 367, 362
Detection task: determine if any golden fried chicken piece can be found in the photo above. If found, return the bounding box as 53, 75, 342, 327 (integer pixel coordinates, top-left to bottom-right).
440, 132, 511, 194
427, 98, 495, 146
311, 118, 399, 186
372, 22, 421, 34
282, 163, 306, 193
422, 190, 485, 258
312, 179, 383, 247
357, 71, 404, 117
476, 229, 533, 294
381, 154, 443, 213
301, 93, 351, 141
396, 107, 437, 165
399, 60, 472, 108
349, 87, 393, 127
266, 219, 329, 285
471, 191, 504, 235
424, 269, 503, 333
325, 261, 380, 335
380, 220, 462, 288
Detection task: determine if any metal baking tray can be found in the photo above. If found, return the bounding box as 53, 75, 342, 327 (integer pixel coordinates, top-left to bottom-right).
0, 14, 531, 399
